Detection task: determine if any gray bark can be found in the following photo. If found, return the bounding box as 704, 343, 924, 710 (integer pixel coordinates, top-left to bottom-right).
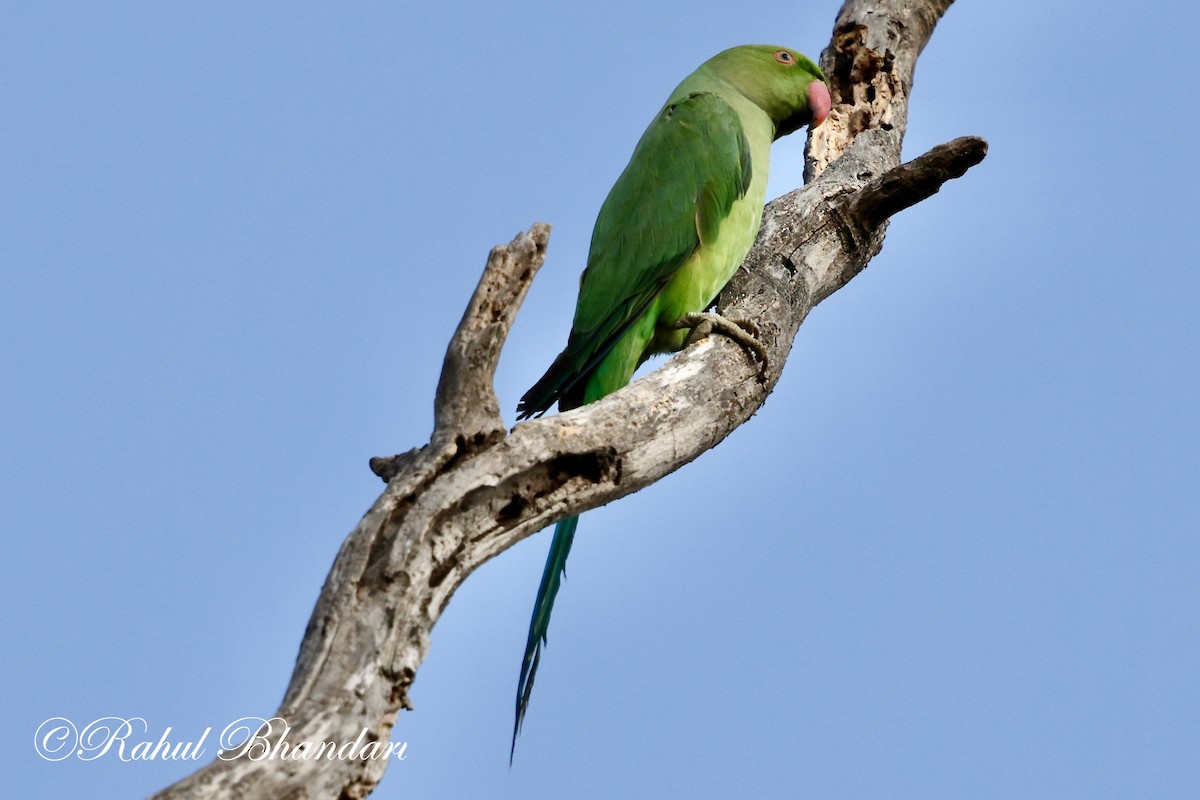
151, 1, 985, 797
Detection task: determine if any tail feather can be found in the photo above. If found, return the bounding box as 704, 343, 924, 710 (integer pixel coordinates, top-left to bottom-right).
511, 514, 579, 762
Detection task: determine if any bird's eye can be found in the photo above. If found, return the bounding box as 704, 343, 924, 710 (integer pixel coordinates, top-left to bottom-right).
774, 50, 794, 65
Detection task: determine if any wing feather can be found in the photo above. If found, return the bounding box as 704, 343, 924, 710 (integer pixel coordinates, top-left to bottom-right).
517, 91, 752, 418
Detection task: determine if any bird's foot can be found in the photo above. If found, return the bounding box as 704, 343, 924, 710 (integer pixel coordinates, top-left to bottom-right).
676, 312, 769, 380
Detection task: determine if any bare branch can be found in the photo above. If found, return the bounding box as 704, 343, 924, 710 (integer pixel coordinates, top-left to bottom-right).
849, 136, 989, 227
369, 223, 551, 484
432, 223, 550, 447
805, 0, 956, 180
151, 2, 984, 797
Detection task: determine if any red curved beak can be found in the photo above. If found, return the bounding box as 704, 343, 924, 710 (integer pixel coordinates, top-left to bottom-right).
808, 80, 831, 129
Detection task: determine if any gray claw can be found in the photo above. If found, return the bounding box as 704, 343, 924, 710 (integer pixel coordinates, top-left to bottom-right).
676, 312, 769, 379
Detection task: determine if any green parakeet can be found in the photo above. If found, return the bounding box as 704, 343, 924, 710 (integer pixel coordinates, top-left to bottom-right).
511, 44, 830, 755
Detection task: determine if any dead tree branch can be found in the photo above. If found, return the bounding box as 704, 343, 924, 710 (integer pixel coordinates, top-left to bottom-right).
152, 1, 984, 797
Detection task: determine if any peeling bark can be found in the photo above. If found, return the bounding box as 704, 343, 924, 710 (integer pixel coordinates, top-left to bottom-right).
151, 1, 984, 797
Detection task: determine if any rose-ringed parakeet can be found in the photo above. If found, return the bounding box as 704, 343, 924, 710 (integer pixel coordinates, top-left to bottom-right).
511, 44, 830, 755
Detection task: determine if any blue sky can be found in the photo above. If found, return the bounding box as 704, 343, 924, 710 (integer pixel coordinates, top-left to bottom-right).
4, 1, 1198, 797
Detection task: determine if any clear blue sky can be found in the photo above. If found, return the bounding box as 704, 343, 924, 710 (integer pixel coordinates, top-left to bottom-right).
4, 2, 1198, 797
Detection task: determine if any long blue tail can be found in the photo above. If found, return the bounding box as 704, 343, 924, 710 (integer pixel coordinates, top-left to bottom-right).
511, 514, 579, 761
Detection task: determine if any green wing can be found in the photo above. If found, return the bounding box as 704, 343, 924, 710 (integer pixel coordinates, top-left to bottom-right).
516, 90, 753, 418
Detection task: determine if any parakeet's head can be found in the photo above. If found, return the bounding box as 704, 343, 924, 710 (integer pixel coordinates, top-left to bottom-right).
702, 45, 831, 139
